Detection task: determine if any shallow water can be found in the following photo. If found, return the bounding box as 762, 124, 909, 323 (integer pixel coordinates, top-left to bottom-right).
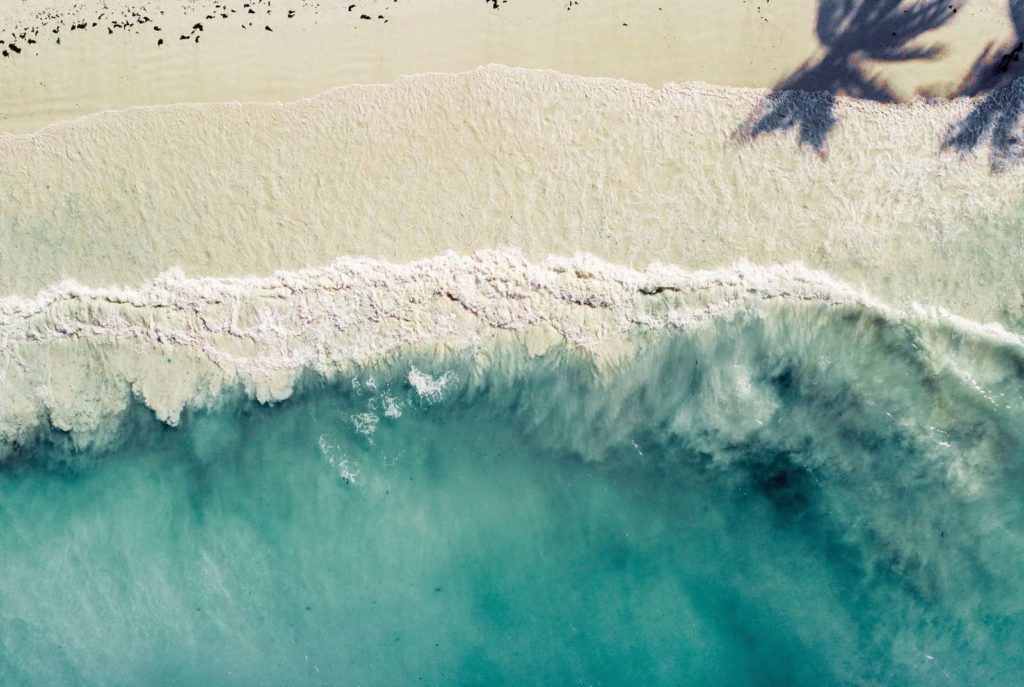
3, 307, 1023, 686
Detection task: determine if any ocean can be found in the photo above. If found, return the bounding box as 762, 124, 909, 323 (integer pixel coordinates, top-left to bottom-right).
3, 300, 1023, 685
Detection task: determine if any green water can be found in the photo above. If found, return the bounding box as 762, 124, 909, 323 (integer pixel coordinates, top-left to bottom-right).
2, 304, 1024, 685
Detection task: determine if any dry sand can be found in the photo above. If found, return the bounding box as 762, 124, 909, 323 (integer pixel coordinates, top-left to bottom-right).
0, 0, 1014, 134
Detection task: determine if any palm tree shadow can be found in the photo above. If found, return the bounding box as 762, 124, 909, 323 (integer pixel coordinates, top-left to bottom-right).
737, 0, 957, 156
943, 1, 1024, 172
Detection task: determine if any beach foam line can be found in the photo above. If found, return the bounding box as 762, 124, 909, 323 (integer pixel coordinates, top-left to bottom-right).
0, 62, 1008, 140
2, 249, 1021, 455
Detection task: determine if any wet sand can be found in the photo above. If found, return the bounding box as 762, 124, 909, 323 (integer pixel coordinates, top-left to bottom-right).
2, 66, 1022, 326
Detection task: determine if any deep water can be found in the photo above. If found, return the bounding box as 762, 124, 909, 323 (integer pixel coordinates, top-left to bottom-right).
3, 305, 1024, 686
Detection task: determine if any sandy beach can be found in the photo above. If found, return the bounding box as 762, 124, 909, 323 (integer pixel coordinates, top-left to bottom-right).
0, 0, 1014, 134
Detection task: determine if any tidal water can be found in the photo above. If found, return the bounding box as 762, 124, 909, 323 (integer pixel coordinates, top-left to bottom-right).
2, 304, 1023, 686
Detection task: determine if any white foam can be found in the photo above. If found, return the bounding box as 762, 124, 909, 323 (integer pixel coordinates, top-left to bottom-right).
1, 249, 1022, 455
408, 367, 455, 404
350, 412, 380, 437
382, 395, 403, 420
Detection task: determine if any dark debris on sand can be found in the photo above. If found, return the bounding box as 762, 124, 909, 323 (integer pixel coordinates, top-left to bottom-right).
0, 0, 408, 59
0, 0, 612, 61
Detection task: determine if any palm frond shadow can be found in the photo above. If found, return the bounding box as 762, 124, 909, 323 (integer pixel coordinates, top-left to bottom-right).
736, 0, 958, 156
943, 1, 1024, 173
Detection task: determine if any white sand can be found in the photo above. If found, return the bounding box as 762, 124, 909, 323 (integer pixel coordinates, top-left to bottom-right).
0, 0, 1013, 133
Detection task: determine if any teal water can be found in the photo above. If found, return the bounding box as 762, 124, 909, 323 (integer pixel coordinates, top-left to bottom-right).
2, 304, 1024, 686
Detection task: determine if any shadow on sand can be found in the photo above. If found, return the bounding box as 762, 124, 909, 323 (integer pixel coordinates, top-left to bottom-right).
736, 0, 959, 156
943, 1, 1024, 172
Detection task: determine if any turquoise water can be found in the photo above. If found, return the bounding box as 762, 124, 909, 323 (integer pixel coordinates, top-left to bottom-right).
2, 303, 1024, 686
